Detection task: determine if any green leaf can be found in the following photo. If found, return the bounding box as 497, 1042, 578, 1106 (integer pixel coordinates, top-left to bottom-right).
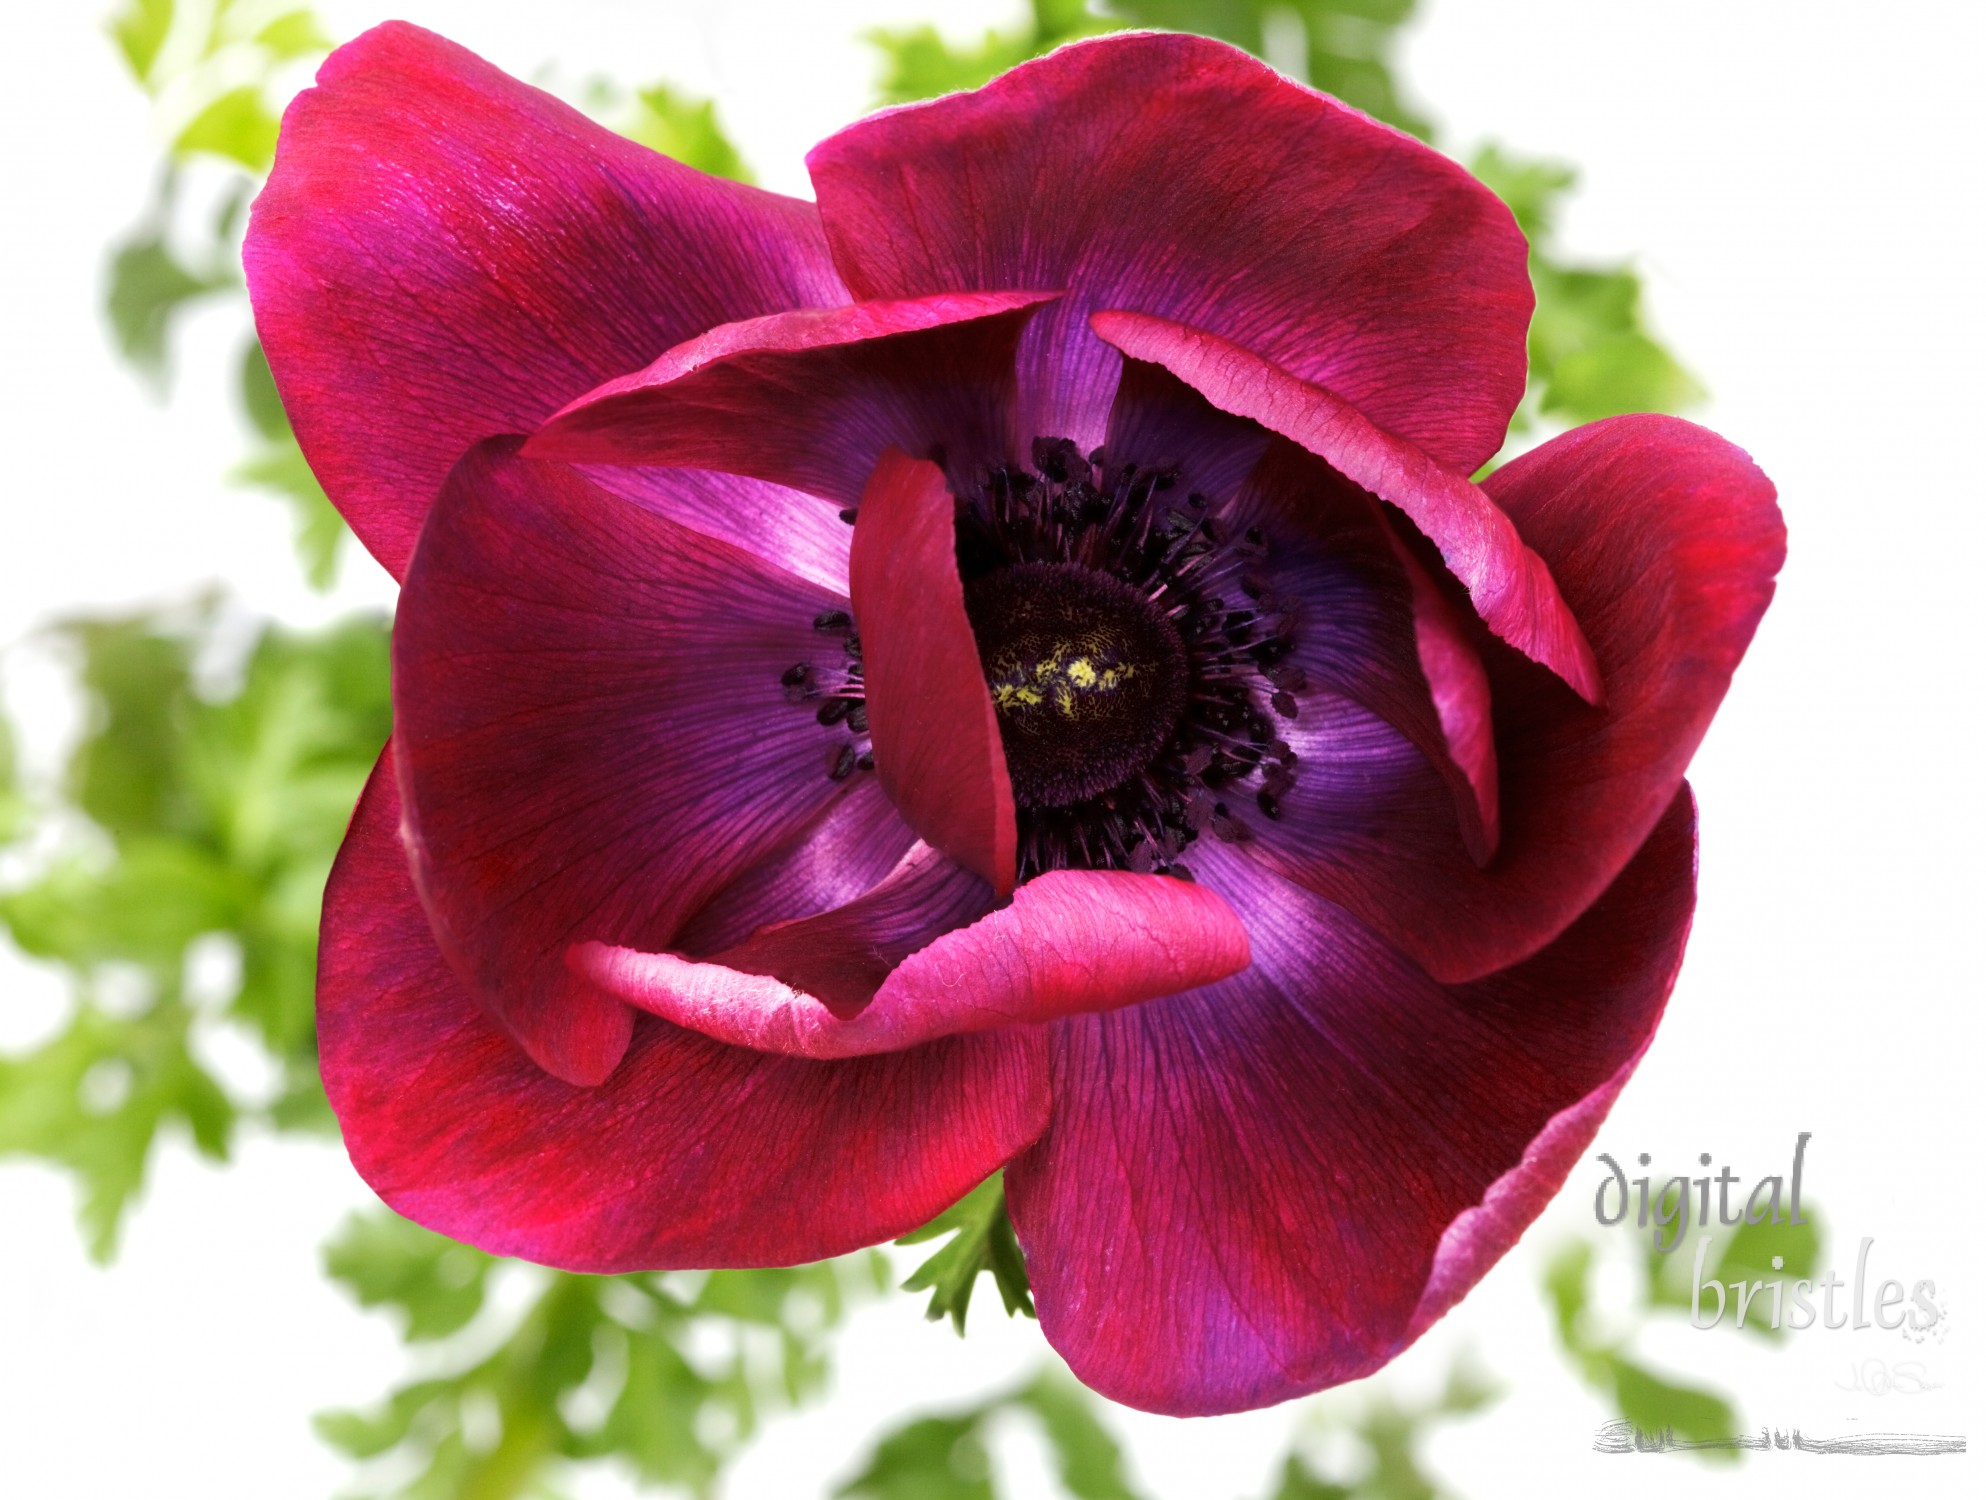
835, 1412, 996, 1500
104, 227, 231, 386
252, 8, 333, 61
0, 841, 244, 967
1540, 324, 1703, 423
1541, 1238, 1593, 1351
586, 1323, 724, 1490
0, 605, 391, 1252
320, 1219, 880, 1500
323, 1210, 495, 1342
1714, 1208, 1822, 1287
1471, 143, 1702, 433
899, 1172, 1035, 1333
1467, 144, 1574, 243
1604, 1355, 1742, 1459
0, 1001, 235, 1260
1267, 1455, 1355, 1500
620, 83, 755, 182
234, 438, 346, 589
238, 338, 288, 441
1640, 1206, 1824, 1342
108, 0, 176, 87
174, 85, 280, 170
62, 613, 198, 839
0, 715, 26, 846
1014, 1373, 1142, 1500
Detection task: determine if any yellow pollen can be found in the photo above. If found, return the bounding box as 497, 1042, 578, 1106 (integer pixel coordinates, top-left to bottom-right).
990, 638, 1138, 722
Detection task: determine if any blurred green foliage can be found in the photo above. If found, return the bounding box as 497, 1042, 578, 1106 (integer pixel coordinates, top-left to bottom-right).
1543, 1195, 1824, 1458
1641, 1198, 1824, 1342
104, 172, 236, 387
899, 1171, 1036, 1334
102, 0, 342, 573
837, 1370, 1142, 1500
617, 82, 759, 183
320, 1210, 890, 1500
1470, 145, 1703, 436
0, 605, 390, 1255
1270, 1359, 1499, 1500
112, 0, 331, 170
0, 717, 24, 845
839, 1355, 1497, 1500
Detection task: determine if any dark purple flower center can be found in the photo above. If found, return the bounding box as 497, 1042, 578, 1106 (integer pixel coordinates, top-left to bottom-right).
787, 438, 1307, 881
961, 560, 1188, 808
955, 438, 1303, 881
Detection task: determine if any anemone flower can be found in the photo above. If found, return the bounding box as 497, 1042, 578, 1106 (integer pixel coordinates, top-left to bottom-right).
249, 23, 1784, 1415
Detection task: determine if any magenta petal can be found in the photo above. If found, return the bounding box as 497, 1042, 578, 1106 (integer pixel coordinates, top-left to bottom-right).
394, 439, 863, 1084
847, 451, 1018, 894
245, 21, 846, 578
579, 852, 1250, 1059
1093, 311, 1602, 703
807, 32, 1529, 466
1006, 790, 1697, 1416
527, 293, 1055, 505
1257, 415, 1783, 983
1378, 513, 1501, 861
320, 763, 1050, 1270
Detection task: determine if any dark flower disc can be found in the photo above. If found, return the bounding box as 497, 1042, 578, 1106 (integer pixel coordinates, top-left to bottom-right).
963, 561, 1189, 807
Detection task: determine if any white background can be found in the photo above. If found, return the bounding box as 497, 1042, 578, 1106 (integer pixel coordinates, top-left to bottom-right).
1, 1, 1980, 1496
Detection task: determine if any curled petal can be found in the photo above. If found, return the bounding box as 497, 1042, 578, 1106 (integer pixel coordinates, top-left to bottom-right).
671, 777, 918, 957
1101, 351, 1270, 510
1253, 415, 1782, 982
1093, 311, 1602, 703
394, 440, 863, 1083
1225, 436, 1501, 863
578, 853, 1250, 1059
847, 451, 1018, 894
246, 21, 845, 578
1007, 789, 1697, 1416
527, 293, 1055, 504
320, 760, 1050, 1271
809, 31, 1530, 465
1377, 514, 1501, 862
